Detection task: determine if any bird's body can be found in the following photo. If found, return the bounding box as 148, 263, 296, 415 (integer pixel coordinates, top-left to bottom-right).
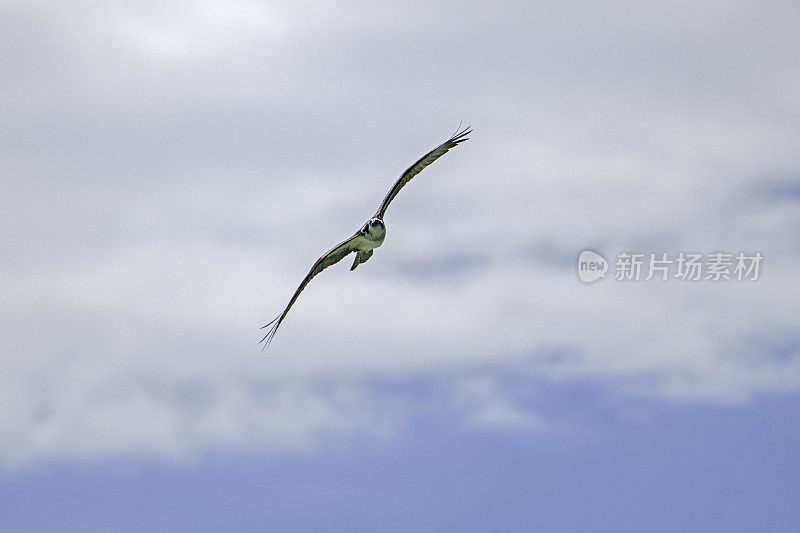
260, 126, 471, 348
349, 217, 386, 270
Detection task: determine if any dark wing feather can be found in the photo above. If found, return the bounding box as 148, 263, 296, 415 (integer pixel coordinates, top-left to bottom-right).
375, 125, 471, 219
260, 233, 361, 348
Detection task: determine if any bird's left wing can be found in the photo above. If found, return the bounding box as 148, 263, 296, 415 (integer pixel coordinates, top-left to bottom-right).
260, 233, 361, 348
375, 125, 471, 219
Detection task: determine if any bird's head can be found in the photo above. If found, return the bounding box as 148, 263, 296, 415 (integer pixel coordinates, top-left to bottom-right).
366, 217, 386, 237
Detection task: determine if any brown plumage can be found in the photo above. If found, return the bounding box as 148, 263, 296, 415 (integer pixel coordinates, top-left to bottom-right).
260, 125, 471, 348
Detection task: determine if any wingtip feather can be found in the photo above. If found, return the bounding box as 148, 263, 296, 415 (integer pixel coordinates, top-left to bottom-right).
258, 315, 282, 350
448, 124, 472, 144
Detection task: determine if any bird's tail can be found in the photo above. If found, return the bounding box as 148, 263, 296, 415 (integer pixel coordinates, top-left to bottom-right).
350, 249, 374, 271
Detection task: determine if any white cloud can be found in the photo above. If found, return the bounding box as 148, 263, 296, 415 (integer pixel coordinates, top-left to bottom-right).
2, 0, 799, 467
454, 376, 545, 429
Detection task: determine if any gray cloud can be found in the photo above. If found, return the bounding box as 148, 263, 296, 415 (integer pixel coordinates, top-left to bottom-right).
2, 0, 800, 467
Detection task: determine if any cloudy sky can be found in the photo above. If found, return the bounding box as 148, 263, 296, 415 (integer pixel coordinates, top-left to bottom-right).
2, 0, 799, 530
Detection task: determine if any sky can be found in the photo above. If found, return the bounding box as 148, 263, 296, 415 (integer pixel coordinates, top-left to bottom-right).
1, 0, 800, 530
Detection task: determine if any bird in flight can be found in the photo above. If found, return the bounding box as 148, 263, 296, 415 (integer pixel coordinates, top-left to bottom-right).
260, 125, 472, 348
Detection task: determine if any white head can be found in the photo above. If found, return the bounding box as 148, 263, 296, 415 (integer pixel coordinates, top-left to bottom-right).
365, 217, 386, 239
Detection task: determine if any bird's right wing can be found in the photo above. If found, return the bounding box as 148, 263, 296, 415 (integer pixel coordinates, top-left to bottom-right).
375, 125, 471, 219
260, 233, 361, 348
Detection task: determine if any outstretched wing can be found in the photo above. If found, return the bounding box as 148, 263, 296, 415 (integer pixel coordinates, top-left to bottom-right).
375, 125, 471, 219
260, 233, 361, 348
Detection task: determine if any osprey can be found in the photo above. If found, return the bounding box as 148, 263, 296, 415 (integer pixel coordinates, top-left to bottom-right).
260, 125, 472, 348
